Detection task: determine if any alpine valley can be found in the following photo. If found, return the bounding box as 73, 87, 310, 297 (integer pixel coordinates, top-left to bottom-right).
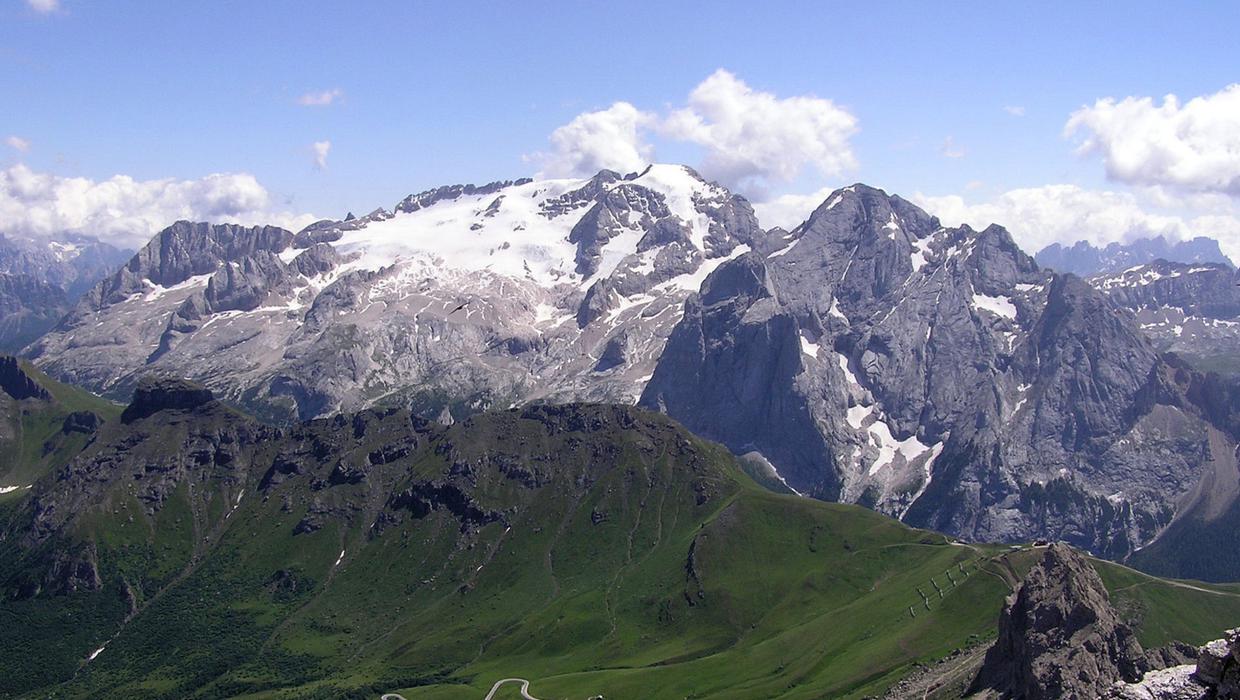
19, 165, 1240, 583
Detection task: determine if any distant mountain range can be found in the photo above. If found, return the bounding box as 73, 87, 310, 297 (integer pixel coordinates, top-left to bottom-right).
17, 165, 1240, 577
1089, 259, 1240, 376
1036, 235, 1235, 276
0, 233, 131, 352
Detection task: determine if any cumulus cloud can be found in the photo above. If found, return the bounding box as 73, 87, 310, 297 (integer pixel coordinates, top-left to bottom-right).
663, 69, 858, 193
912, 184, 1240, 262
25, 0, 59, 13
1003, 105, 1026, 117
751, 187, 837, 231
532, 70, 859, 194
0, 164, 317, 249
312, 140, 331, 170
5, 136, 29, 153
1066, 84, 1240, 196
533, 102, 656, 178
297, 88, 343, 107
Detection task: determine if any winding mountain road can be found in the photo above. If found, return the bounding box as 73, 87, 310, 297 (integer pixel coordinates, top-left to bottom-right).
380, 677, 545, 700
483, 678, 542, 700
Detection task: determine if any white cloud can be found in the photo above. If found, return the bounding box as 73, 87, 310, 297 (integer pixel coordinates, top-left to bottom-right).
533, 102, 656, 178
25, 0, 59, 13
752, 187, 836, 231
532, 70, 859, 193
1003, 105, 1026, 117
663, 69, 858, 193
0, 164, 317, 249
1066, 84, 1240, 196
297, 88, 343, 107
912, 184, 1240, 262
5, 136, 29, 153
312, 140, 331, 170
940, 136, 966, 159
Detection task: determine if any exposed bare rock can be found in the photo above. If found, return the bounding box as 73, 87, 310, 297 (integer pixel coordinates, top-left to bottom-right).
1108, 628, 1240, 699
971, 543, 1148, 699
0, 355, 51, 401
120, 376, 218, 423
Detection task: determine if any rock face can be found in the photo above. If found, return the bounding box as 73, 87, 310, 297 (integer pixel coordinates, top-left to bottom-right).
640, 184, 1240, 565
1037, 236, 1234, 277
1108, 628, 1240, 699
971, 543, 1148, 699
120, 376, 217, 423
0, 355, 51, 401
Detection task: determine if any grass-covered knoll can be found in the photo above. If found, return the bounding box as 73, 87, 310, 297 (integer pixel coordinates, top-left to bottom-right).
1, 386, 1238, 699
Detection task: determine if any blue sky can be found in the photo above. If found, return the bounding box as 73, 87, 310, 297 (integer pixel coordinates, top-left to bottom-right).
2, 1, 1240, 256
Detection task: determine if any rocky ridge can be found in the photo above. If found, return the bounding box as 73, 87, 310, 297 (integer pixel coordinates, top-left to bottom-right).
1090, 260, 1240, 375
1037, 236, 1234, 277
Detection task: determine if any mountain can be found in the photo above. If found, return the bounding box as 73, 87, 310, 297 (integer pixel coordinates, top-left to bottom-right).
27, 165, 760, 422
23, 169, 1240, 578
639, 184, 1240, 572
3, 373, 1237, 699
0, 233, 132, 352
1036, 236, 1235, 277
1090, 259, 1240, 376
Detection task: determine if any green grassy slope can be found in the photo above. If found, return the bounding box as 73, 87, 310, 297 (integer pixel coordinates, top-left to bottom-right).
0, 358, 121, 490
1, 391, 1238, 699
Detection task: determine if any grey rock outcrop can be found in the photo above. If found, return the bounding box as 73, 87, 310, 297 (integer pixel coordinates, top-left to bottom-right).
971, 543, 1148, 699
120, 376, 217, 423
395, 179, 532, 214
1108, 628, 1240, 699
0, 355, 51, 401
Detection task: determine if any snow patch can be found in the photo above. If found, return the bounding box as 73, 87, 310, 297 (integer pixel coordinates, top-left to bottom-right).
141, 273, 213, 302
882, 212, 901, 235
836, 352, 861, 390
769, 238, 800, 258
910, 245, 927, 273
829, 298, 849, 322
971, 292, 1017, 320
846, 405, 870, 430
864, 415, 939, 476
658, 244, 750, 292
800, 332, 821, 359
